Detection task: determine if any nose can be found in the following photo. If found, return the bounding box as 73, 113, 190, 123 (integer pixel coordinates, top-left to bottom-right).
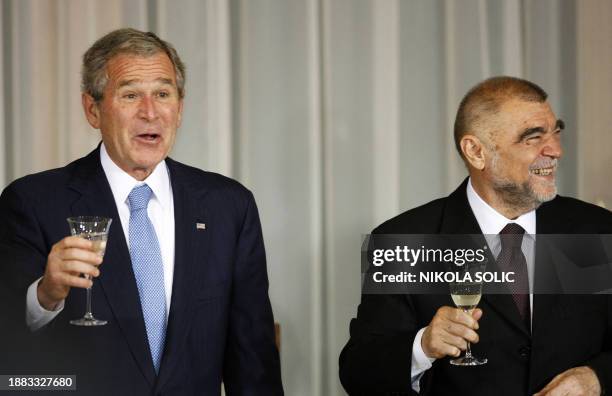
137, 96, 158, 121
541, 133, 563, 159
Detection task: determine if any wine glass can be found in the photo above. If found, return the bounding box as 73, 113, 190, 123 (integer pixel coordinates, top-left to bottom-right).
449, 259, 487, 366
67, 216, 112, 326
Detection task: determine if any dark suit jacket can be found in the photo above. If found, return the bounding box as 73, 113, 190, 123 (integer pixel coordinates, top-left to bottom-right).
339, 179, 612, 396
0, 148, 283, 395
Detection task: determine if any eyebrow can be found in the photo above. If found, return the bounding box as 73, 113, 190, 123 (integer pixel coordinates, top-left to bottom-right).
516, 119, 565, 142
117, 77, 175, 89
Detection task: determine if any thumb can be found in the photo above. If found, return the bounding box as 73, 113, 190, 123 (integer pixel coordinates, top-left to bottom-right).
472, 308, 483, 320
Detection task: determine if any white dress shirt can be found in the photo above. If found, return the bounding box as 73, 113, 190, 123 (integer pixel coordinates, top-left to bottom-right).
410, 178, 536, 392
26, 143, 175, 331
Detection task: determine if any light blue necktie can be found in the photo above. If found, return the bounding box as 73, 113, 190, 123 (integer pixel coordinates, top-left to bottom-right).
128, 184, 167, 373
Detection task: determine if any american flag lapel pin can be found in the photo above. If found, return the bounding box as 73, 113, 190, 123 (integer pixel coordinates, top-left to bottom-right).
196, 222, 206, 230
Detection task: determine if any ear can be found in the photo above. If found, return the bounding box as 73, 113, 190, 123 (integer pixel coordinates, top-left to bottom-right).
82, 93, 101, 129
460, 134, 487, 170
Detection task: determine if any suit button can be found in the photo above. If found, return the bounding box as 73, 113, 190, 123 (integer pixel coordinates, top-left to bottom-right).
518, 345, 531, 358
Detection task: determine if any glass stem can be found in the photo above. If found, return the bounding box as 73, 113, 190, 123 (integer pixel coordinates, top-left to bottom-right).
465, 341, 473, 359
463, 308, 473, 359
84, 276, 94, 320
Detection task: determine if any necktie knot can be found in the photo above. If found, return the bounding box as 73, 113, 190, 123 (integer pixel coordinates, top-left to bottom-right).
500, 223, 525, 250
128, 184, 153, 212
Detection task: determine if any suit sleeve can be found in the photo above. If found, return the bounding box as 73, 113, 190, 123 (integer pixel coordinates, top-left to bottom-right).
583, 211, 612, 393
339, 292, 419, 396
585, 295, 612, 394
0, 183, 51, 371
222, 190, 284, 395
339, 230, 420, 395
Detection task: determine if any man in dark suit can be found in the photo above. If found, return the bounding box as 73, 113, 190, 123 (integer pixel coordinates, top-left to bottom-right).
0, 28, 283, 395
339, 77, 612, 395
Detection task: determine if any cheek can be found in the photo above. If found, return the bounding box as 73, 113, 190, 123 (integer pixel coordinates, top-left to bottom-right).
494, 158, 528, 182
518, 161, 531, 173
502, 152, 532, 177
161, 102, 182, 121
164, 110, 181, 127
100, 106, 131, 132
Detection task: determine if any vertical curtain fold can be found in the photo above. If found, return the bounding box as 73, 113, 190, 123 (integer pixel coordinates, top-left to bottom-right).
2, 1, 610, 394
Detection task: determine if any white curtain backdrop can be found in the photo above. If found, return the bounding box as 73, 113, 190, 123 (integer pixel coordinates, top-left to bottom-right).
2, 0, 611, 394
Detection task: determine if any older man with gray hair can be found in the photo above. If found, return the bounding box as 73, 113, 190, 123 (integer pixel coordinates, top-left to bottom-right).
340, 76, 612, 396
0, 28, 283, 395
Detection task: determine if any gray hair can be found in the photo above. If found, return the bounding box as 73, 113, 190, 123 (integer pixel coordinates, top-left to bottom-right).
454, 76, 548, 159
81, 28, 186, 101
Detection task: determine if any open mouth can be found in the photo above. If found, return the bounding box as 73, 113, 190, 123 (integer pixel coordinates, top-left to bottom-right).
135, 133, 161, 142
530, 167, 555, 176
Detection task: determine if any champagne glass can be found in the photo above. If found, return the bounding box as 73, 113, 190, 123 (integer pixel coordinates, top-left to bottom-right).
67, 216, 112, 326
449, 260, 487, 366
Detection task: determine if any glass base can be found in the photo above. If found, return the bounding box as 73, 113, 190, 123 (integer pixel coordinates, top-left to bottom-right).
70, 317, 107, 326
450, 356, 487, 366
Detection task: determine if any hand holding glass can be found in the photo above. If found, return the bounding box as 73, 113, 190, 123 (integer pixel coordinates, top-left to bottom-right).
449, 260, 487, 366
67, 216, 112, 326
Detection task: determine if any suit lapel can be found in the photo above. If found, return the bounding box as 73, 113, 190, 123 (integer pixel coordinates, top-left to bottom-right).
67, 148, 156, 386
531, 199, 570, 337
156, 159, 210, 390
441, 179, 530, 337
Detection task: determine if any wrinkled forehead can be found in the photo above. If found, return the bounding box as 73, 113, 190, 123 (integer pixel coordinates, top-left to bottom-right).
105, 52, 177, 87
488, 99, 557, 138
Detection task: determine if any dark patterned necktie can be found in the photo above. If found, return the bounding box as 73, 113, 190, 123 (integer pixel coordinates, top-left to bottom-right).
497, 223, 530, 329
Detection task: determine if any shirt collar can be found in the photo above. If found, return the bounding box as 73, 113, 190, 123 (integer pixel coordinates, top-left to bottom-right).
466, 177, 536, 236
100, 143, 171, 209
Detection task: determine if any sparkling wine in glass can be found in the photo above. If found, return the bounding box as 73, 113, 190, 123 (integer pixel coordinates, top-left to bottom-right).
67, 216, 112, 326
449, 260, 487, 366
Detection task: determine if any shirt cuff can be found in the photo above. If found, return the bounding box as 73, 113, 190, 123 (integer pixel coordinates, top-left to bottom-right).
411, 327, 436, 393
26, 277, 64, 331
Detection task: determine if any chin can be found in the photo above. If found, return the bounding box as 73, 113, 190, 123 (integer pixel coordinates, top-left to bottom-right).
530, 183, 557, 203
129, 158, 163, 174
134, 152, 165, 165
534, 190, 557, 203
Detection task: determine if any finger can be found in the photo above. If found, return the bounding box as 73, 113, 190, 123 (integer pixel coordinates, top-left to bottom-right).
443, 322, 479, 343
449, 309, 479, 330
435, 306, 457, 318
423, 325, 463, 358
440, 321, 479, 343
58, 236, 94, 250
430, 339, 462, 358
443, 343, 462, 358
472, 308, 483, 321
60, 248, 103, 265
439, 331, 468, 351
56, 272, 94, 289
59, 261, 101, 278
